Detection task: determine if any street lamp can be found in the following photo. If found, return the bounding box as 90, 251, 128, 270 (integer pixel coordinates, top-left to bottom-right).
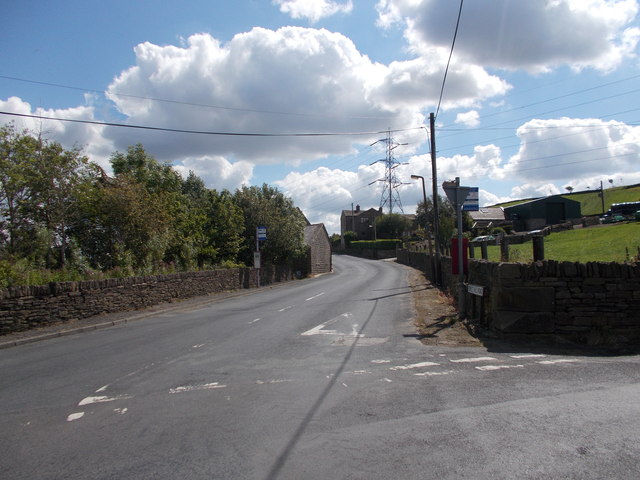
411, 175, 436, 282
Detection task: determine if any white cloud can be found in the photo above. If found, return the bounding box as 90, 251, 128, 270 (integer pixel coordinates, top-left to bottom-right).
377, 0, 639, 73
274, 0, 353, 23
173, 156, 254, 191
0, 97, 115, 170
455, 110, 479, 127
498, 117, 640, 182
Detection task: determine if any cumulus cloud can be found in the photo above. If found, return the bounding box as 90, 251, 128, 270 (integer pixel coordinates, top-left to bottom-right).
455, 110, 479, 127
103, 26, 510, 167
376, 0, 639, 73
274, 0, 353, 23
498, 117, 640, 182
173, 155, 254, 191
0, 97, 115, 170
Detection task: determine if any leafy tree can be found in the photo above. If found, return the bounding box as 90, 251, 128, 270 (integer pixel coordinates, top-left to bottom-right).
375, 213, 412, 239
415, 195, 472, 250
72, 175, 171, 272
0, 124, 39, 254
233, 184, 307, 266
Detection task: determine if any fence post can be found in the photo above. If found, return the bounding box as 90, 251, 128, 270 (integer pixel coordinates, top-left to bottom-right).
481, 241, 488, 260
500, 236, 510, 262
533, 235, 545, 261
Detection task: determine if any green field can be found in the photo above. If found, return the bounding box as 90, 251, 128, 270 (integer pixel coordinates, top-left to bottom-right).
491, 184, 640, 215
483, 222, 640, 263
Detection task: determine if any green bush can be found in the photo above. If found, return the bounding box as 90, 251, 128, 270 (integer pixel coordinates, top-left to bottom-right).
350, 239, 401, 250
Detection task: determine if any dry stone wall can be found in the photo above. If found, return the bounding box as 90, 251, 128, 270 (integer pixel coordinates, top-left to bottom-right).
397, 249, 640, 346
0, 266, 294, 335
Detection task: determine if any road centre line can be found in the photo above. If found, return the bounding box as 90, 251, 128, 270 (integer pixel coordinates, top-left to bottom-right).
510, 354, 546, 359
278, 305, 294, 312
305, 292, 325, 301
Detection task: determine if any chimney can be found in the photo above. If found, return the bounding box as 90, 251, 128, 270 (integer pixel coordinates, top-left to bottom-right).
355, 204, 360, 212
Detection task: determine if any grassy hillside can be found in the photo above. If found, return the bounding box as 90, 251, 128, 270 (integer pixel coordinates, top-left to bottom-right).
562, 184, 640, 216
485, 222, 640, 263
489, 184, 640, 214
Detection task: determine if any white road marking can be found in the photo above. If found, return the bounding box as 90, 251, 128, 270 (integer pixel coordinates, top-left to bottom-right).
256, 379, 291, 385
113, 408, 128, 414
278, 305, 294, 312
510, 354, 546, 359
342, 383, 349, 388
249, 318, 261, 324
449, 356, 497, 363
476, 364, 524, 371
382, 378, 393, 383
301, 313, 363, 337
95, 385, 109, 393
192, 344, 205, 349
305, 292, 325, 301
537, 359, 580, 365
390, 361, 440, 371
78, 394, 132, 406
352, 370, 371, 375
67, 412, 84, 422
414, 370, 454, 377
371, 359, 391, 364
169, 382, 227, 394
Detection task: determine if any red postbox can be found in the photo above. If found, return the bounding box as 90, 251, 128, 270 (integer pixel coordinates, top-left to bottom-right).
451, 237, 468, 274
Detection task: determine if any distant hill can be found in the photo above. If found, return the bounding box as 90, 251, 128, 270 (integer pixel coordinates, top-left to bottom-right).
490, 183, 640, 216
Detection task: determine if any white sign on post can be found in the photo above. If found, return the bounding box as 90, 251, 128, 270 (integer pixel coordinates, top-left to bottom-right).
253, 251, 261, 269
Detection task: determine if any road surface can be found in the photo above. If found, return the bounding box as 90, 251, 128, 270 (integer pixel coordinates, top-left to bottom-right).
1, 255, 640, 479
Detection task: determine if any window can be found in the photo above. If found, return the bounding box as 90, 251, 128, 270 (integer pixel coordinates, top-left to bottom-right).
360, 217, 368, 224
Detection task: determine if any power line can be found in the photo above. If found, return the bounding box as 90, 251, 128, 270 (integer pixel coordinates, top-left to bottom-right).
435, 0, 464, 119
0, 111, 424, 138
0, 74, 402, 121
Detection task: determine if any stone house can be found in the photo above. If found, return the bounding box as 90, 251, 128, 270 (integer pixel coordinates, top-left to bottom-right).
304, 223, 332, 275
340, 205, 383, 240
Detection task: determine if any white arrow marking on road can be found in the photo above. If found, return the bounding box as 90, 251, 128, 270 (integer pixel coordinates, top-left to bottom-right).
305, 292, 325, 301
301, 313, 363, 337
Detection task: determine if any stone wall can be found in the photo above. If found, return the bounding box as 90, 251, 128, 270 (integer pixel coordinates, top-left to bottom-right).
468, 259, 640, 345
397, 249, 640, 346
0, 266, 294, 335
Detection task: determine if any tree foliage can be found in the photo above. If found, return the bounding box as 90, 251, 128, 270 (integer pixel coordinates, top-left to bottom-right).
374, 213, 412, 239
0, 126, 309, 285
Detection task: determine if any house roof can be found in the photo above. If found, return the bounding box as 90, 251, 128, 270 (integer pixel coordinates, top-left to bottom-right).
304, 223, 328, 245
468, 207, 505, 221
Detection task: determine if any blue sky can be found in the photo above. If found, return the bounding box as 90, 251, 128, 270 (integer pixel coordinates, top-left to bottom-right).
2, 0, 640, 233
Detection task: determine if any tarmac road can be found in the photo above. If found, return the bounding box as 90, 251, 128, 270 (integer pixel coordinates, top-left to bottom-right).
1, 255, 640, 479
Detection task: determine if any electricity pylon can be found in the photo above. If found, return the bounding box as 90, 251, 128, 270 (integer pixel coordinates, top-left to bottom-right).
369, 130, 407, 214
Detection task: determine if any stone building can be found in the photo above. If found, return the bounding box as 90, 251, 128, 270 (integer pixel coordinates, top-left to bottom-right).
303, 223, 332, 275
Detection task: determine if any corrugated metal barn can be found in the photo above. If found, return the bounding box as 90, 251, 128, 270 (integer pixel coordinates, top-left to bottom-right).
505, 196, 582, 231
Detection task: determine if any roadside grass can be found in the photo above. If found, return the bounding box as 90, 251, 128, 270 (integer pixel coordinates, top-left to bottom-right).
484, 222, 640, 263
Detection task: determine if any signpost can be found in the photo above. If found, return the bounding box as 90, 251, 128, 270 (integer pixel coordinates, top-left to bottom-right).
255, 226, 267, 287
442, 178, 478, 319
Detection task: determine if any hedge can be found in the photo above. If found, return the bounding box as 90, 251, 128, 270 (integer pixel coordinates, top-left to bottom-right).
350, 239, 401, 250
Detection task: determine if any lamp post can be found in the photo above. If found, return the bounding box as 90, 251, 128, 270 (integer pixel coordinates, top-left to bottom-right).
411, 175, 435, 281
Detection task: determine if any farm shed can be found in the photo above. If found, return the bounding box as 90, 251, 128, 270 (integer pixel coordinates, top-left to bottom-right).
505, 195, 582, 231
